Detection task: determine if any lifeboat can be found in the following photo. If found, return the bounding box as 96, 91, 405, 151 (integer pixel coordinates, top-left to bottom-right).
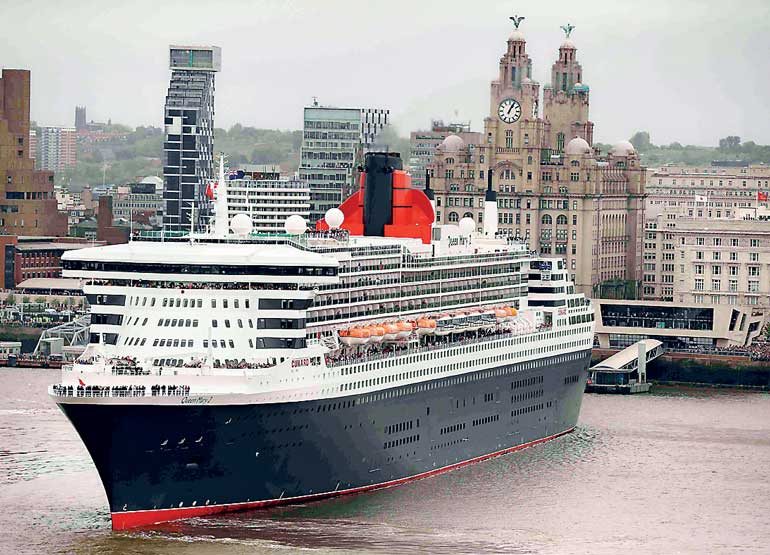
396, 320, 413, 339
416, 318, 436, 336
383, 323, 400, 341
435, 314, 453, 336
503, 306, 516, 321
369, 325, 386, 343
465, 310, 483, 332
494, 308, 508, 322
339, 327, 371, 346
451, 311, 468, 333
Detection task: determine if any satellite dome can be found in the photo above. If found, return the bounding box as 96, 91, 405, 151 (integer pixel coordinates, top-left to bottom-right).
230, 213, 253, 237
611, 140, 636, 156
565, 137, 592, 156
458, 217, 475, 235
284, 214, 307, 235
440, 134, 465, 152
325, 208, 344, 229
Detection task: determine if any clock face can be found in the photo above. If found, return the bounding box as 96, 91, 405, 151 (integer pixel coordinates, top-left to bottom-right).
498, 98, 522, 124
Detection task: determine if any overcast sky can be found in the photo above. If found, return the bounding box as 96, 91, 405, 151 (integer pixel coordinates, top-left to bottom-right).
4, 0, 769, 146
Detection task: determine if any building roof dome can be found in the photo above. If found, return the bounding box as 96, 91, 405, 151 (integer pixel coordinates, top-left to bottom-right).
509, 29, 525, 42
565, 137, 591, 156
610, 140, 636, 156
440, 134, 465, 152
560, 39, 576, 49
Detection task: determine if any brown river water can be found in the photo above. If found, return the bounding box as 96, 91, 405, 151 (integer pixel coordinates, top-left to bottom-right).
1, 367, 769, 554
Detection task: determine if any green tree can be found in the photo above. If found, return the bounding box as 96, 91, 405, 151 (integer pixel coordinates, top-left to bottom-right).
629, 131, 652, 152
718, 136, 741, 150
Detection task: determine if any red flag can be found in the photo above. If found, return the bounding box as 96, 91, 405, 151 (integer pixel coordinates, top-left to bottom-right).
758, 191, 768, 202
78, 378, 85, 386
205, 182, 216, 200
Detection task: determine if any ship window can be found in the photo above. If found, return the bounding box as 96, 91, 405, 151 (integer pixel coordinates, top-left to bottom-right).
234, 300, 239, 308
212, 320, 218, 328
153, 339, 159, 346
183, 299, 189, 308
197, 299, 202, 308
173, 339, 179, 347
245, 299, 250, 309
238, 319, 243, 328
248, 319, 253, 328
151, 298, 156, 307
219, 340, 226, 348
229, 340, 235, 348
160, 339, 166, 346
211, 299, 216, 308
157, 319, 163, 326
223, 300, 229, 309
172, 319, 178, 327
193, 319, 199, 327
176, 299, 181, 307
142, 318, 148, 326
188, 340, 193, 347
225, 320, 231, 328
163, 299, 168, 307
141, 338, 146, 346
142, 298, 147, 306
249, 338, 253, 348
185, 319, 191, 327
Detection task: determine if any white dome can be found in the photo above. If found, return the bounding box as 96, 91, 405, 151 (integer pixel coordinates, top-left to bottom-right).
509, 29, 525, 42
440, 134, 465, 152
284, 214, 307, 235
560, 39, 576, 49
325, 208, 344, 229
611, 140, 636, 156
140, 175, 162, 185
458, 217, 475, 235
229, 213, 253, 237
565, 137, 592, 156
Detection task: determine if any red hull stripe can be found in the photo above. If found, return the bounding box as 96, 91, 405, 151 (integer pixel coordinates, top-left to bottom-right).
111, 427, 575, 530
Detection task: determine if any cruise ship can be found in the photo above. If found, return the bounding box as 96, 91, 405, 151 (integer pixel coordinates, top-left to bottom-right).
50, 152, 595, 530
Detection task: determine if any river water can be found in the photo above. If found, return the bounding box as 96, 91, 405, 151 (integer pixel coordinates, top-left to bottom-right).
2, 368, 769, 555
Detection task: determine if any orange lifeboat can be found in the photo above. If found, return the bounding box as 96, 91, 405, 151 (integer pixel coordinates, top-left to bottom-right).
383, 323, 400, 341
494, 308, 508, 322
503, 306, 515, 321
339, 327, 370, 346
396, 320, 413, 339
416, 318, 436, 336
370, 325, 386, 343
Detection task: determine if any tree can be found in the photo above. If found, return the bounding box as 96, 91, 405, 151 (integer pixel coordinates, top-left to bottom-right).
719, 136, 741, 150
5, 293, 15, 306
629, 131, 652, 151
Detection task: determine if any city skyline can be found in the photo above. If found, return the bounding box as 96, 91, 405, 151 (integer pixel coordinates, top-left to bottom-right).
4, 0, 769, 146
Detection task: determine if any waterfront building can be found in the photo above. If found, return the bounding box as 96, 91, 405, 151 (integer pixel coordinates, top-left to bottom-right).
162, 45, 221, 233
28, 129, 36, 163
426, 21, 645, 295
0, 235, 103, 289
299, 101, 389, 224
36, 126, 77, 172
223, 165, 310, 233
112, 181, 164, 229
0, 69, 67, 237
408, 120, 477, 190
594, 299, 764, 349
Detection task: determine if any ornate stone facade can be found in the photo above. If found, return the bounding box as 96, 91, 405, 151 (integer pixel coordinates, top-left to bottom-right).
427, 21, 646, 295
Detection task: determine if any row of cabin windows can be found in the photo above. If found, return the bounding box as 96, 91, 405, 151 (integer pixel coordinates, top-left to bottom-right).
472, 414, 499, 427
153, 338, 196, 348
440, 422, 466, 435
159, 318, 199, 327
564, 374, 580, 384
343, 346, 588, 394
512, 403, 544, 417
512, 375, 544, 389
512, 388, 544, 403
117, 296, 311, 311
383, 434, 420, 450
211, 318, 304, 329
385, 419, 417, 435
64, 260, 337, 277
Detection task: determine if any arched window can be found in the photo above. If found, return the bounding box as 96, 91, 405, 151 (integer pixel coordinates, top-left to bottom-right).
505, 130, 513, 149
448, 211, 459, 223
463, 212, 473, 219
571, 160, 580, 167
464, 184, 474, 192
556, 214, 568, 225
541, 214, 552, 225
446, 158, 455, 165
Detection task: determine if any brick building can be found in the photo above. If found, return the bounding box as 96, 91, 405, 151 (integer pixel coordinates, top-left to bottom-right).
0, 69, 67, 236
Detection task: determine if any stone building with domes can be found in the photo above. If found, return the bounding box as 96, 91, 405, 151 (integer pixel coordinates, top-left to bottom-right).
427, 19, 646, 296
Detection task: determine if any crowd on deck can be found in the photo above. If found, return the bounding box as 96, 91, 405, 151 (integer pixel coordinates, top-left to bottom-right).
90, 280, 302, 291
51, 383, 192, 398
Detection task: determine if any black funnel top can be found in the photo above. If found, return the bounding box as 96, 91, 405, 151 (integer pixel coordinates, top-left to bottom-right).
363, 152, 402, 237
485, 168, 497, 202
423, 170, 434, 200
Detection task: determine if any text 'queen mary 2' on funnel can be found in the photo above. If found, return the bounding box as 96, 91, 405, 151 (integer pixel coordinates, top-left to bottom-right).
50, 151, 595, 529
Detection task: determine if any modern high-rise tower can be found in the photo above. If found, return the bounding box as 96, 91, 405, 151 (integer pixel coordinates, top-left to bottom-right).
162, 45, 221, 232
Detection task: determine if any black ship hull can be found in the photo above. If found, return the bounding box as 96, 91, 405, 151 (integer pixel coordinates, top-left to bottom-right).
58, 349, 591, 529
